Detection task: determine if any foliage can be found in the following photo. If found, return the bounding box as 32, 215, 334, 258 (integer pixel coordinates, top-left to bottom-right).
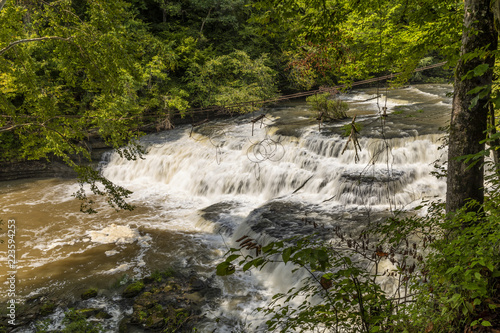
0, 0, 288, 212
0, 0, 176, 211
341, 122, 362, 137
306, 93, 348, 121
187, 50, 277, 113
410, 204, 500, 331
72, 165, 134, 214
217, 185, 500, 332
218, 233, 397, 332
61, 309, 104, 333
250, 0, 462, 87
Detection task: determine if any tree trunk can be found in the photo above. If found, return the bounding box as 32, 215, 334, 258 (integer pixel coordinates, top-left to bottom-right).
446, 0, 497, 214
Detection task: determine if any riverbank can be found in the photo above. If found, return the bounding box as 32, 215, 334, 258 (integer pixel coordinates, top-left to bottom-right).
0, 268, 221, 332
0, 108, 245, 182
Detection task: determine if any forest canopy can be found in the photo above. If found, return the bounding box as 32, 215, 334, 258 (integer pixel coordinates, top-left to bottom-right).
0, 0, 459, 167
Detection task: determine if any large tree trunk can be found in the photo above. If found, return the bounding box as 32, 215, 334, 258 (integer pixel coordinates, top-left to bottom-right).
446, 0, 497, 214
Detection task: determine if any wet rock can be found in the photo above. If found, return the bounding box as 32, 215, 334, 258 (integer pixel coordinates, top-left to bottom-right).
0, 160, 76, 181
202, 287, 222, 299
189, 276, 206, 291
134, 292, 156, 308
39, 301, 56, 316
81, 287, 98, 300
123, 280, 145, 298
200, 201, 241, 234
145, 309, 165, 329
184, 292, 203, 304
118, 318, 130, 333
8, 269, 221, 332
125, 270, 221, 332
163, 281, 181, 293
201, 201, 239, 221
95, 311, 113, 319
143, 275, 156, 284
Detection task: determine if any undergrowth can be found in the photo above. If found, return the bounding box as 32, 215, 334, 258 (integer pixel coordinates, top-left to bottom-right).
217, 184, 500, 332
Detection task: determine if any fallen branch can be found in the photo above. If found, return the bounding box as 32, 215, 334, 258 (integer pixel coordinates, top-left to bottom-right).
292, 175, 314, 194
251, 114, 266, 136
189, 119, 209, 137
341, 116, 362, 163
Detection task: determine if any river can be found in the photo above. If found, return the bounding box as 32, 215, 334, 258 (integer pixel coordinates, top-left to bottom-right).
0, 84, 451, 331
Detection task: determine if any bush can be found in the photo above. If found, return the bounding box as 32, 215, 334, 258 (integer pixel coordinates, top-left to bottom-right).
187, 50, 277, 113
306, 93, 348, 121
217, 198, 500, 332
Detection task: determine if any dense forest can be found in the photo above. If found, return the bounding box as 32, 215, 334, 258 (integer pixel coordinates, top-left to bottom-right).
1, 0, 500, 332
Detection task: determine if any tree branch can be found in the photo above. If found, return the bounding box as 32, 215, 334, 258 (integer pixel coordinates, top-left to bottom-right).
0, 0, 7, 12
0, 36, 73, 56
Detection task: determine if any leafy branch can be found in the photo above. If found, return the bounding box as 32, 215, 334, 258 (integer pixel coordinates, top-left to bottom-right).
0, 36, 74, 56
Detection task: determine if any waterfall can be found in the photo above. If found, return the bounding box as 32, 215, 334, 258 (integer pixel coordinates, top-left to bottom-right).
103, 125, 446, 210
0, 84, 451, 332
99, 85, 450, 331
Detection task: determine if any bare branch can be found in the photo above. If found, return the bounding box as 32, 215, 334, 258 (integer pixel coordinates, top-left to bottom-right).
0, 36, 73, 56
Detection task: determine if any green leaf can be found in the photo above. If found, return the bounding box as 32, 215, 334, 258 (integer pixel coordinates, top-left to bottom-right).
470, 95, 480, 109
344, 257, 352, 266
227, 254, 240, 263
463, 306, 469, 316
474, 64, 489, 76
216, 262, 235, 276
322, 273, 333, 280
282, 247, 293, 264
262, 243, 274, 253
467, 86, 486, 95
243, 261, 254, 272
315, 249, 329, 271
465, 301, 474, 314
481, 320, 492, 327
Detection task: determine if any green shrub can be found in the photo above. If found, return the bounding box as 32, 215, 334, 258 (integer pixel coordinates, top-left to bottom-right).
217, 196, 500, 332
306, 93, 348, 121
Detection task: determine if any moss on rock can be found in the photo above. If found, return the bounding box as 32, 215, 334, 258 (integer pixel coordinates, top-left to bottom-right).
81, 287, 98, 300
123, 280, 145, 298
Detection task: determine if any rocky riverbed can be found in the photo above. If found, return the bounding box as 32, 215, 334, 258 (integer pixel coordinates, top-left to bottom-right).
0, 268, 221, 332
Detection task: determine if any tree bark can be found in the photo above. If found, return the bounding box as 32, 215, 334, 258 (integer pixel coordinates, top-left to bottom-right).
446, 0, 497, 214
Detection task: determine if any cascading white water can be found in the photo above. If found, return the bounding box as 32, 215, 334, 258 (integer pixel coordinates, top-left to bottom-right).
97, 85, 450, 330
103, 126, 446, 210
0, 84, 452, 332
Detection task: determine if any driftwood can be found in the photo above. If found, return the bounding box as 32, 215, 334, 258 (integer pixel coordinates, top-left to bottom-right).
250, 114, 266, 136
